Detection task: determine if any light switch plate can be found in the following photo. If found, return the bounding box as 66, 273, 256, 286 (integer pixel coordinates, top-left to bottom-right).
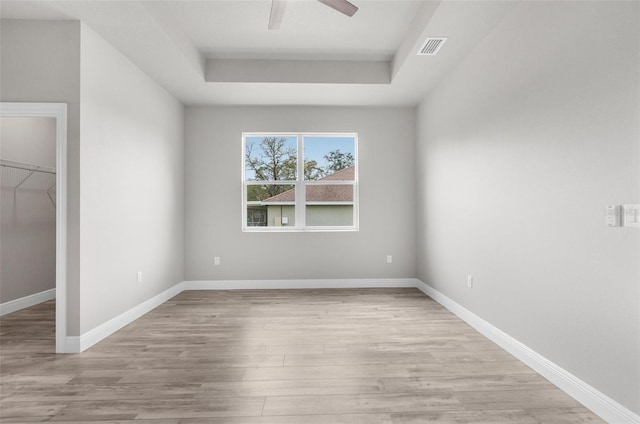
623, 204, 640, 228
606, 205, 622, 227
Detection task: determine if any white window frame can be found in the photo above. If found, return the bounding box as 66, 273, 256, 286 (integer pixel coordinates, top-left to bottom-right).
242, 132, 359, 232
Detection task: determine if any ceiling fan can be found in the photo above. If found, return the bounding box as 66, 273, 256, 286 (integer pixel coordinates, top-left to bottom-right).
269, 0, 359, 30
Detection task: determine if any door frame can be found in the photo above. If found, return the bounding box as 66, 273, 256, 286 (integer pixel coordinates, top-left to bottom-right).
1, 102, 68, 353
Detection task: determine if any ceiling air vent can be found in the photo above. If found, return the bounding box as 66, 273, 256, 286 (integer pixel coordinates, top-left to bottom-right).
417, 37, 447, 56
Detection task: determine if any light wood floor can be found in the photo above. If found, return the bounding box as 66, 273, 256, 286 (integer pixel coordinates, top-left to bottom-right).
1, 288, 604, 423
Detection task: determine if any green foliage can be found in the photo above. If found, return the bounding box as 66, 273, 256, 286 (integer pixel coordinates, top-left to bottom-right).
303, 159, 325, 181
324, 150, 355, 173
247, 184, 294, 201
246, 185, 269, 201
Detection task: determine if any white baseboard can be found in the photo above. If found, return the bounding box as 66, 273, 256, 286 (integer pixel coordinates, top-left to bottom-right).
183, 278, 419, 291
414, 280, 640, 424
0, 288, 56, 316
67, 283, 185, 353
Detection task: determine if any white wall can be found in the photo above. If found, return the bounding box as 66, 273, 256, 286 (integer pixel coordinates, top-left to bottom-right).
416, 1, 639, 415
79, 25, 184, 334
0, 20, 82, 334
1, 117, 56, 166
185, 106, 416, 282
1, 117, 57, 303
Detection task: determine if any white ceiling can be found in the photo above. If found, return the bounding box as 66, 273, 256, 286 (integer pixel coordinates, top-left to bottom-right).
166, 1, 423, 61
0, 0, 520, 106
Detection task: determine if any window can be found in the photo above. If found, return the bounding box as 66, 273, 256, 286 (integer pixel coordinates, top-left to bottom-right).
243, 133, 358, 231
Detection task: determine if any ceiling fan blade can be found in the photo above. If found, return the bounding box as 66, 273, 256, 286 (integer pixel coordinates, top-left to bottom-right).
269, 0, 287, 30
317, 0, 358, 17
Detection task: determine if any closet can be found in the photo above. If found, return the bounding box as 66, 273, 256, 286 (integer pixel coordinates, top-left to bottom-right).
0, 117, 57, 317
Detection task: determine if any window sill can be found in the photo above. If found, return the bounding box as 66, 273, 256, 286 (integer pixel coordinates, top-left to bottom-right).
242, 227, 359, 233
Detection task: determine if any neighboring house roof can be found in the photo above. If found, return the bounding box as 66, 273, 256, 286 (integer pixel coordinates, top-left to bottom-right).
319, 166, 354, 181
262, 166, 354, 203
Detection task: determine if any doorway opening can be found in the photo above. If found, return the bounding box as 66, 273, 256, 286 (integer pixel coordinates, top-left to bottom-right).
0, 103, 67, 353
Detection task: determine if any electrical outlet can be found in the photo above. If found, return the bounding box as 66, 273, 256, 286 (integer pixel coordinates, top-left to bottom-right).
386, 255, 393, 264
467, 275, 473, 288
214, 257, 221, 266
137, 271, 142, 283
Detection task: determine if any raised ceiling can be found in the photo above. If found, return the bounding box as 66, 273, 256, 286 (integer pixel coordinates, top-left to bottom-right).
165, 1, 423, 61
0, 0, 520, 106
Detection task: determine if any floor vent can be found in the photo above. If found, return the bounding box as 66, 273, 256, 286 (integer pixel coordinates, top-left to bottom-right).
417, 37, 447, 56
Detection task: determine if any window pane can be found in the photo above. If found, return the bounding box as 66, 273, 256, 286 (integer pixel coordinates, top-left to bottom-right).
305, 183, 354, 227
303, 136, 355, 181
246, 184, 295, 227
306, 205, 354, 226
245, 136, 297, 181
305, 184, 353, 202
246, 206, 267, 227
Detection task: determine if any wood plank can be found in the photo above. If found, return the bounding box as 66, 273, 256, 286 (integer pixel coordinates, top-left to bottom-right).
243, 361, 536, 381
262, 393, 461, 415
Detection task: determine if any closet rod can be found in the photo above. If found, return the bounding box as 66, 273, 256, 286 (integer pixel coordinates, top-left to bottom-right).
0, 161, 56, 175
1, 159, 57, 195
